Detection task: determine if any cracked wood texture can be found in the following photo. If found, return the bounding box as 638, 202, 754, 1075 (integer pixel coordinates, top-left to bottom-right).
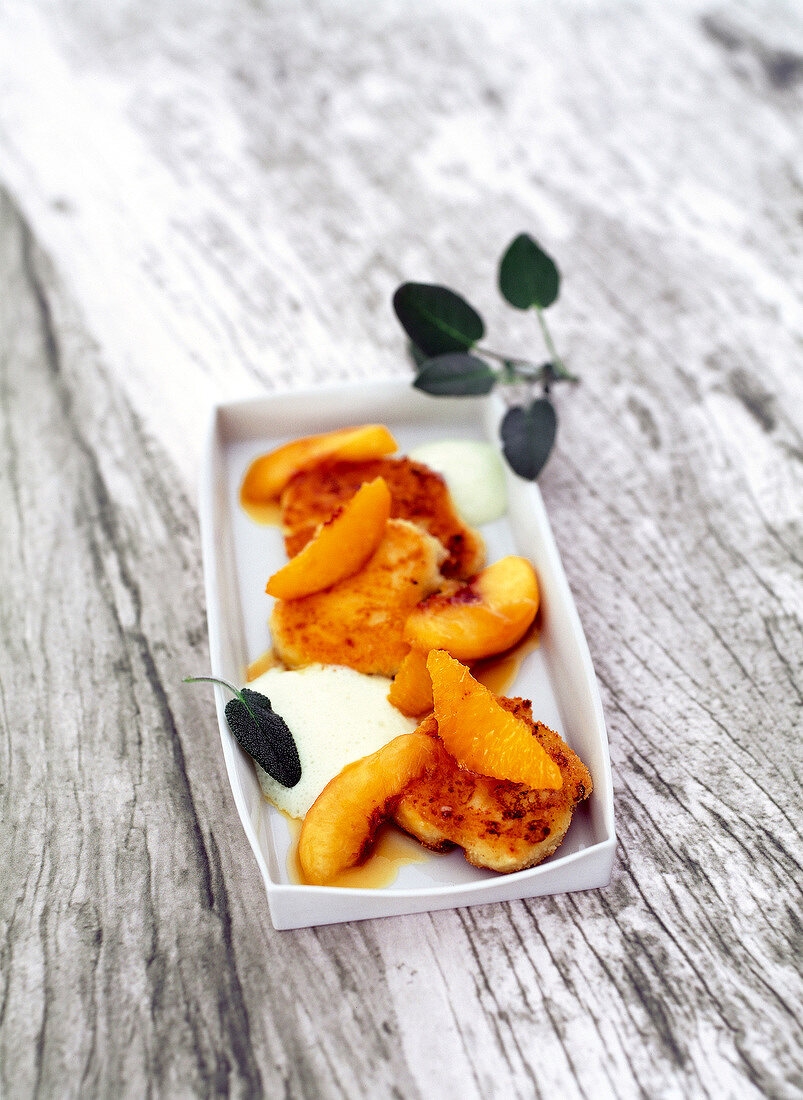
1, 1, 801, 1096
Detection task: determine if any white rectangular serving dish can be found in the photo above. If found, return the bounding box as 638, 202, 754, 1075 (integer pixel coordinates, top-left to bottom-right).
199, 378, 615, 929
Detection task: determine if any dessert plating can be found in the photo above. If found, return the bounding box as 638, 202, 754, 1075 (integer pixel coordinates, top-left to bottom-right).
239, 425, 593, 886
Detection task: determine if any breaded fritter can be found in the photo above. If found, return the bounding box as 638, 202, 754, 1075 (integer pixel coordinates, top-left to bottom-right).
270, 519, 446, 677
281, 457, 485, 579
394, 698, 592, 873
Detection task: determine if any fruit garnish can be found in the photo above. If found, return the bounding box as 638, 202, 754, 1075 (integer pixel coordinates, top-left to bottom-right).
240, 424, 397, 505
266, 477, 391, 600
183, 676, 301, 787
387, 648, 434, 716
426, 651, 562, 789
298, 731, 438, 885
403, 555, 539, 662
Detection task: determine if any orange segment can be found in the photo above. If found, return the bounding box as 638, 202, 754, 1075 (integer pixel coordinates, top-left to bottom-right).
298, 731, 439, 885
427, 650, 562, 790
388, 648, 434, 716
266, 477, 391, 599
404, 556, 539, 662
241, 424, 397, 504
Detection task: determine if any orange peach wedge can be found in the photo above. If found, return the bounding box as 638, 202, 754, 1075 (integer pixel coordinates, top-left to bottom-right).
241, 424, 397, 505
387, 648, 434, 717
266, 477, 391, 599
428, 650, 562, 789
403, 556, 539, 662
298, 731, 438, 885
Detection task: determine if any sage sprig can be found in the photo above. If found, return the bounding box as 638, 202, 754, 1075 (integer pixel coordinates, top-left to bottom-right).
392, 233, 578, 480
183, 675, 301, 787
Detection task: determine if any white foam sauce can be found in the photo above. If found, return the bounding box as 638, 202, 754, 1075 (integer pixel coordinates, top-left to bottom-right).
249, 664, 417, 819
409, 439, 507, 525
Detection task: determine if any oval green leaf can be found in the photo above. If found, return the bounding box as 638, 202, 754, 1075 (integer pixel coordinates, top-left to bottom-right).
499, 233, 560, 310
225, 690, 302, 788
500, 398, 557, 480
184, 675, 301, 787
407, 340, 429, 368
393, 283, 485, 356
414, 353, 497, 396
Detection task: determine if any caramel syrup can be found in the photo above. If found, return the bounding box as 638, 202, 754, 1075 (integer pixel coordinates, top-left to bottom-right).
245, 648, 281, 682
471, 620, 541, 696
284, 816, 428, 889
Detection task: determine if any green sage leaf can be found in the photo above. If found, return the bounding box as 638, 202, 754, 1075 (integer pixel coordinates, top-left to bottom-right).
408, 340, 428, 368
225, 691, 301, 788
184, 676, 301, 787
499, 234, 560, 310
393, 283, 485, 356
500, 398, 557, 480
414, 353, 497, 396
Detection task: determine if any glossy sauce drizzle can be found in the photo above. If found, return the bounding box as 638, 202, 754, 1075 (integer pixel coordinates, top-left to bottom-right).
245, 648, 281, 682
284, 817, 428, 889
471, 619, 541, 696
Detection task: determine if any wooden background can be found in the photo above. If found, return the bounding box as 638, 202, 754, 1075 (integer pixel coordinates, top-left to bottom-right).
1, 1, 801, 1096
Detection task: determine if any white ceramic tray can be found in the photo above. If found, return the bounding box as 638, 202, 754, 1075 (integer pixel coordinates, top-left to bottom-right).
198, 378, 615, 929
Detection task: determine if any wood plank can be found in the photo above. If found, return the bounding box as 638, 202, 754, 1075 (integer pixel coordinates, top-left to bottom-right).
0, 0, 801, 1096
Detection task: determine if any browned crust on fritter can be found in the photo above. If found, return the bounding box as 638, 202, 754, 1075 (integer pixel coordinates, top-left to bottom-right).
394, 698, 592, 873
270, 519, 446, 677
281, 457, 485, 579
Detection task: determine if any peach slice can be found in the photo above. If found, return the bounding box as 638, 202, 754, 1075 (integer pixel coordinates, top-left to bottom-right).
387, 648, 434, 717
403, 556, 539, 662
427, 650, 562, 789
270, 519, 445, 677
266, 477, 391, 599
298, 731, 438, 885
241, 424, 397, 505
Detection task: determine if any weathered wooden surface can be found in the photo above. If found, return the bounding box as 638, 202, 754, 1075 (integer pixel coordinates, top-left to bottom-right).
1, 1, 801, 1096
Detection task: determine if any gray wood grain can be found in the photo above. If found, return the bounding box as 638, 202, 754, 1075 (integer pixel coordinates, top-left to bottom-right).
1, 1, 801, 1097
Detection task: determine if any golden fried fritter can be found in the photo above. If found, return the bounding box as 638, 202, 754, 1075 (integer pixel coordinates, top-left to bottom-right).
394, 698, 592, 873
281, 457, 485, 579
270, 519, 446, 677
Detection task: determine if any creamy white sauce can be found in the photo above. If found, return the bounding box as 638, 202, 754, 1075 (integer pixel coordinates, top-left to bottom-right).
409, 439, 507, 525
249, 664, 416, 819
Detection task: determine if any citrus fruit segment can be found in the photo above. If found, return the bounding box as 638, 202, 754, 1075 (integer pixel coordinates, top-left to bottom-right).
404, 556, 539, 661
266, 477, 391, 599
298, 731, 439, 885
427, 650, 562, 789
241, 424, 397, 505
387, 648, 434, 716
